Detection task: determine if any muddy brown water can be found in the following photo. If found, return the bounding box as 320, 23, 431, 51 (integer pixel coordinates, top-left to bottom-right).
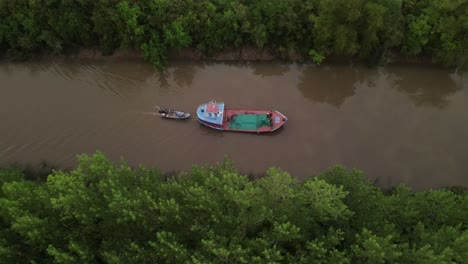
1, 60, 467, 190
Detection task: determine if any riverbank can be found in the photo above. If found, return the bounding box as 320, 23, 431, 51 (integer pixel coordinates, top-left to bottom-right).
1, 0, 465, 70
5, 47, 446, 69
2, 157, 467, 194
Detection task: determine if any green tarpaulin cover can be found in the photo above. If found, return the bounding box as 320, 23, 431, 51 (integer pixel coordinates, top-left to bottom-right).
228, 114, 271, 130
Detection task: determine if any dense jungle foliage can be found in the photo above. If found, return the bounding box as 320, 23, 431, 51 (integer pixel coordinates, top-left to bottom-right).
0, 152, 467, 263
0, 0, 466, 68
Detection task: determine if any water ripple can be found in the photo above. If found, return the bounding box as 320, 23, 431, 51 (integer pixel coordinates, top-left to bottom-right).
44, 63, 145, 97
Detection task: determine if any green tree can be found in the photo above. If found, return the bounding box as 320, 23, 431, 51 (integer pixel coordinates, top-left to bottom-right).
351, 228, 403, 263
91, 0, 122, 55
0, 152, 466, 262
115, 0, 144, 49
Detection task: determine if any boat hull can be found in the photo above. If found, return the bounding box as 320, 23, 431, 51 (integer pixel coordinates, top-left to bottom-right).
159, 110, 190, 120
198, 118, 225, 131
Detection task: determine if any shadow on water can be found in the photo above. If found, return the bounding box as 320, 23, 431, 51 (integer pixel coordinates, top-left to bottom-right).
157, 62, 200, 91
248, 62, 290, 77
383, 65, 463, 109
297, 65, 370, 108
173, 62, 197, 87
296, 63, 464, 109
157, 70, 171, 92
0, 62, 48, 78
2, 160, 69, 181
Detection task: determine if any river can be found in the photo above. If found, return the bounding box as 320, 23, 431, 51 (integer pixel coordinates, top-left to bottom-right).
1, 60, 467, 190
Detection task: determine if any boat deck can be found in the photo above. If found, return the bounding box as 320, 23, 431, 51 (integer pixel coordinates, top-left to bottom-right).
222, 109, 287, 132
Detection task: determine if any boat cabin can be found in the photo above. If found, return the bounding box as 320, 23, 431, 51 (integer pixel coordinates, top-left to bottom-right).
197, 102, 224, 125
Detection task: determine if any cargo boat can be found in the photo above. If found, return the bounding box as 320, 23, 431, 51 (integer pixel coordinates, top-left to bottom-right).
196, 101, 287, 133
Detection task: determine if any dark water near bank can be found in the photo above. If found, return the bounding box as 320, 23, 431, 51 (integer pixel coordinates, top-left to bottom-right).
0, 60, 467, 190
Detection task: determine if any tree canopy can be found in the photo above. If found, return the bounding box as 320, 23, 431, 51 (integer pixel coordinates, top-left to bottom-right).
0, 0, 466, 68
0, 152, 466, 263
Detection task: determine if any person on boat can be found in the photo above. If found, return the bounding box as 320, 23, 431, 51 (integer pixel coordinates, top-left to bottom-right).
159, 109, 169, 117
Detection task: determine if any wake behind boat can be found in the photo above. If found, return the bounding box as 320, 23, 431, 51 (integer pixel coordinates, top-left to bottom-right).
196, 101, 287, 133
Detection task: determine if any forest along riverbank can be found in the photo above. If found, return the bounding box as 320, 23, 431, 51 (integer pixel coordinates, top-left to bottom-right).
1, 0, 466, 69
0, 60, 467, 190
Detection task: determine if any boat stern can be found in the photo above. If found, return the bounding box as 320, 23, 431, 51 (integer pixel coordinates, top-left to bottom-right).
197, 102, 225, 130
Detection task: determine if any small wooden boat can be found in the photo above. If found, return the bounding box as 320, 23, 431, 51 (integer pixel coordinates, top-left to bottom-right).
196, 101, 287, 133
158, 109, 190, 120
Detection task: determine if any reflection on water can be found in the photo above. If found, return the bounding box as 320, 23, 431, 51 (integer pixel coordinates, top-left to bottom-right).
250, 62, 290, 77
296, 64, 464, 109
383, 65, 463, 109
297, 65, 370, 107
156, 62, 198, 92
173, 63, 197, 87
